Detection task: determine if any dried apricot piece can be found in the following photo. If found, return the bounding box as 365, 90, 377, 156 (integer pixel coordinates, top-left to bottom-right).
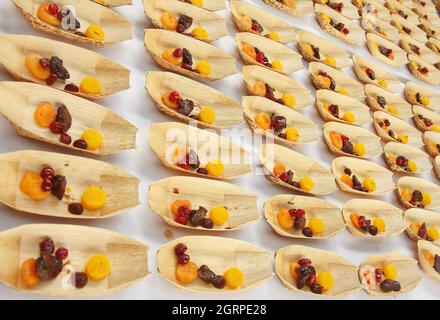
224, 267, 244, 289
162, 91, 180, 109
171, 199, 191, 215
161, 12, 178, 30
34, 102, 56, 128
329, 131, 343, 150
242, 43, 256, 60
289, 262, 300, 280
277, 208, 294, 229
20, 258, 40, 287
37, 4, 61, 27
401, 188, 412, 202
410, 222, 420, 233
25, 53, 51, 81
341, 174, 353, 188
424, 251, 435, 266
255, 112, 271, 130
210, 206, 229, 225
81, 186, 107, 210
273, 162, 286, 177
253, 81, 266, 96
20, 172, 51, 201
86, 254, 111, 281
162, 48, 183, 65
350, 212, 360, 228
176, 261, 198, 284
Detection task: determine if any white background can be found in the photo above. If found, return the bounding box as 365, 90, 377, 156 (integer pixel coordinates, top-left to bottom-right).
0, 0, 439, 300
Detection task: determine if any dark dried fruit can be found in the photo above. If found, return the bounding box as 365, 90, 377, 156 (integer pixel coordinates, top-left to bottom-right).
73, 272, 88, 289
46, 74, 57, 85
189, 206, 207, 226
334, 22, 345, 31
60, 132, 72, 145
51, 175, 66, 200
342, 141, 354, 154
377, 96, 387, 108
174, 243, 187, 256
380, 279, 401, 292
68, 202, 84, 215
344, 167, 351, 175
368, 225, 378, 236
178, 99, 194, 116
302, 227, 313, 237
50, 56, 70, 80
55, 104, 72, 131
412, 190, 423, 202
294, 217, 306, 230
296, 275, 306, 289
310, 283, 323, 294
312, 45, 320, 59
251, 19, 264, 33
177, 254, 190, 265
212, 275, 226, 289
201, 218, 214, 229
55, 247, 69, 260
366, 68, 376, 80
271, 115, 287, 132
39, 237, 55, 254
36, 253, 63, 281
264, 84, 276, 101
410, 44, 420, 55
41, 178, 53, 192
434, 254, 440, 273
182, 48, 193, 66
187, 149, 200, 169
328, 104, 339, 118
198, 265, 216, 284
196, 167, 208, 175
352, 175, 362, 189
177, 15, 193, 33
64, 83, 79, 92
50, 121, 64, 134
73, 139, 88, 150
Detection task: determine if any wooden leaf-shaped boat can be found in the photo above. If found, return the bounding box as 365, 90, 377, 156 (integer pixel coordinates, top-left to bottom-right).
0, 224, 148, 296
373, 111, 423, 147
418, 17, 440, 38
385, 0, 420, 24
0, 150, 140, 219
323, 121, 382, 159
242, 65, 312, 110
157, 236, 273, 292
404, 208, 440, 245
352, 54, 402, 93
242, 96, 319, 146
407, 53, 440, 85
423, 131, 440, 157
0, 34, 130, 100
315, 3, 366, 45
12, 0, 132, 46
332, 156, 395, 196
143, 0, 228, 42
417, 240, 440, 282
264, 194, 345, 239
404, 81, 440, 112
144, 29, 236, 81
148, 176, 258, 231
296, 30, 351, 68
343, 199, 405, 237
260, 144, 338, 196
426, 37, 440, 57
230, 1, 297, 44
0, 81, 137, 155
235, 32, 303, 75
383, 142, 432, 174
399, 32, 438, 64
177, 0, 224, 11
396, 176, 440, 209
391, 14, 427, 42
315, 0, 359, 19
148, 122, 251, 180
262, 0, 315, 16
366, 32, 408, 67
309, 62, 365, 100
360, 16, 400, 43
275, 245, 361, 296
412, 105, 440, 132
145, 71, 243, 129
359, 253, 421, 296
365, 84, 412, 119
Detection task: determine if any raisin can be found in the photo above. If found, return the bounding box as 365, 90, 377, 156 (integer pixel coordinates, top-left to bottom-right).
328, 104, 339, 118
278, 133, 287, 139
302, 227, 313, 237
411, 190, 423, 202
334, 22, 345, 31
196, 167, 208, 175
73, 139, 88, 150
294, 217, 306, 230
51, 175, 66, 200
212, 275, 226, 289
189, 206, 207, 226
402, 26, 411, 35
329, 77, 336, 90
310, 283, 323, 294
264, 83, 276, 101
342, 140, 354, 154
39, 237, 55, 254
380, 279, 401, 292
64, 83, 79, 92
182, 48, 193, 66
73, 272, 88, 289
177, 15, 193, 33
286, 170, 294, 184
377, 96, 387, 108
410, 44, 420, 55
251, 19, 264, 33
434, 254, 440, 273
312, 45, 320, 59
379, 45, 389, 56
344, 167, 352, 175
174, 243, 187, 256
55, 103, 72, 131
178, 99, 194, 116
368, 225, 378, 236
352, 175, 362, 189
271, 115, 287, 133
366, 68, 376, 80
68, 202, 84, 215
50, 56, 70, 80
198, 265, 216, 284
36, 253, 63, 281
201, 218, 214, 229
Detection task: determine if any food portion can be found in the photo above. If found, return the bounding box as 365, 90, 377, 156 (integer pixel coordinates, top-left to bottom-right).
161, 90, 216, 124
241, 43, 283, 71
349, 212, 385, 236
322, 103, 354, 123
420, 249, 440, 276
386, 154, 417, 172
173, 243, 244, 290
289, 258, 334, 294
299, 43, 336, 67
318, 13, 350, 36
252, 81, 296, 108
360, 262, 401, 293
19, 164, 107, 216
415, 113, 440, 132
399, 188, 431, 208
34, 101, 103, 151
370, 41, 395, 60
313, 71, 348, 95
375, 117, 409, 143
238, 15, 280, 41
360, 66, 388, 89
24, 53, 101, 94
409, 60, 430, 77
20, 236, 110, 289
277, 207, 325, 238
162, 47, 212, 76
329, 131, 366, 156
172, 145, 224, 178
273, 162, 315, 192
410, 222, 439, 242
160, 12, 209, 40
254, 111, 301, 142
373, 95, 399, 116
37, 3, 105, 42
170, 199, 229, 229
339, 166, 376, 193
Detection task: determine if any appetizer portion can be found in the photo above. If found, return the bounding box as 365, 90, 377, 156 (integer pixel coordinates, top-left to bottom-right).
407, 54, 440, 85
262, 0, 315, 16
365, 84, 412, 119
383, 142, 432, 174
417, 240, 440, 281
385, 0, 420, 24
366, 32, 408, 67
148, 176, 258, 231
354, 0, 391, 22
391, 14, 427, 41
396, 176, 440, 209
404, 81, 440, 112
404, 208, 440, 244
423, 131, 440, 157
412, 105, 440, 133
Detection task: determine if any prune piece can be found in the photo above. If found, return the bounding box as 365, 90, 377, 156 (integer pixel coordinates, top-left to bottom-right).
264, 84, 276, 101
368, 225, 378, 236
310, 283, 323, 294
178, 99, 194, 116
328, 104, 339, 118
251, 19, 264, 33
196, 167, 208, 175
302, 227, 313, 237
402, 26, 411, 35
380, 279, 401, 292
366, 68, 376, 80
396, 155, 408, 167
410, 44, 420, 55
64, 83, 79, 92
212, 275, 226, 289
296, 275, 307, 289
379, 45, 389, 56
312, 45, 320, 59
177, 15, 193, 33
189, 206, 207, 226
329, 77, 336, 90
278, 133, 287, 139
341, 141, 354, 154
352, 175, 362, 189
73, 139, 88, 149
40, 237, 55, 254
201, 218, 214, 229
416, 92, 422, 104
55, 103, 72, 131
36, 253, 63, 281
334, 22, 345, 31
434, 254, 440, 273
388, 130, 395, 139
187, 149, 200, 169
294, 216, 306, 230
411, 190, 423, 202
377, 96, 387, 108
68, 203, 84, 215
271, 115, 287, 133
73, 272, 88, 289
51, 175, 66, 200
182, 48, 193, 66
198, 265, 216, 284
344, 168, 352, 175
286, 170, 294, 184
50, 56, 70, 80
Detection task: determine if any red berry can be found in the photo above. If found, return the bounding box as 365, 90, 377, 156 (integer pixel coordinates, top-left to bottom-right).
173, 48, 183, 57
175, 214, 189, 225
168, 91, 180, 102
50, 121, 64, 134
306, 274, 316, 286
295, 208, 305, 219
59, 132, 72, 145
48, 3, 59, 15
288, 208, 297, 216
41, 178, 53, 192
46, 73, 58, 85
39, 237, 55, 254
256, 52, 266, 64
341, 135, 349, 143
177, 254, 190, 265
40, 166, 54, 180
39, 58, 50, 68
178, 205, 191, 217
298, 258, 312, 267
375, 268, 384, 283
55, 247, 69, 260
174, 243, 187, 256
278, 171, 289, 182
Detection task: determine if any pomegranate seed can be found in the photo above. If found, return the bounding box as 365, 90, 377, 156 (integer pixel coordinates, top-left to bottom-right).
59, 132, 72, 145
168, 91, 180, 102
50, 121, 64, 134
73, 139, 87, 149
39, 58, 50, 68
384, 119, 391, 127
358, 215, 367, 229
173, 48, 183, 57
41, 178, 53, 192
288, 208, 297, 216
46, 74, 58, 85
256, 52, 266, 64
177, 254, 190, 265
298, 258, 312, 267
39, 237, 55, 254
278, 171, 289, 182
341, 135, 349, 143
295, 208, 305, 219
55, 247, 69, 260
40, 166, 54, 180
375, 268, 384, 283
48, 3, 59, 15
174, 243, 187, 256
177, 205, 191, 217
175, 214, 189, 225
306, 274, 316, 286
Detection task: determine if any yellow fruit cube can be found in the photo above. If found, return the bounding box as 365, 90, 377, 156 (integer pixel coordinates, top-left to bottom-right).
427, 227, 439, 241
81, 129, 104, 150
191, 27, 209, 40
224, 267, 244, 289
86, 254, 111, 281
81, 186, 107, 210
198, 107, 216, 124
397, 134, 409, 144
268, 32, 280, 41
383, 263, 398, 280
407, 160, 417, 172
191, 0, 204, 7
85, 24, 105, 41
378, 79, 388, 88
285, 127, 300, 142
373, 217, 386, 233
421, 97, 430, 106
320, 13, 331, 23
209, 206, 229, 225
309, 217, 325, 234
362, 178, 376, 192
299, 176, 314, 191
271, 59, 283, 71
196, 60, 212, 75
353, 143, 366, 156
80, 77, 101, 95
282, 93, 296, 108
386, 106, 399, 115
338, 88, 348, 95
432, 125, 440, 133
316, 271, 334, 291
342, 111, 355, 123
421, 192, 432, 206
205, 160, 224, 177
325, 56, 336, 67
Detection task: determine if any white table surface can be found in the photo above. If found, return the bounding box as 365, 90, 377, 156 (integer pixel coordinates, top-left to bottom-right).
0, 0, 439, 300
